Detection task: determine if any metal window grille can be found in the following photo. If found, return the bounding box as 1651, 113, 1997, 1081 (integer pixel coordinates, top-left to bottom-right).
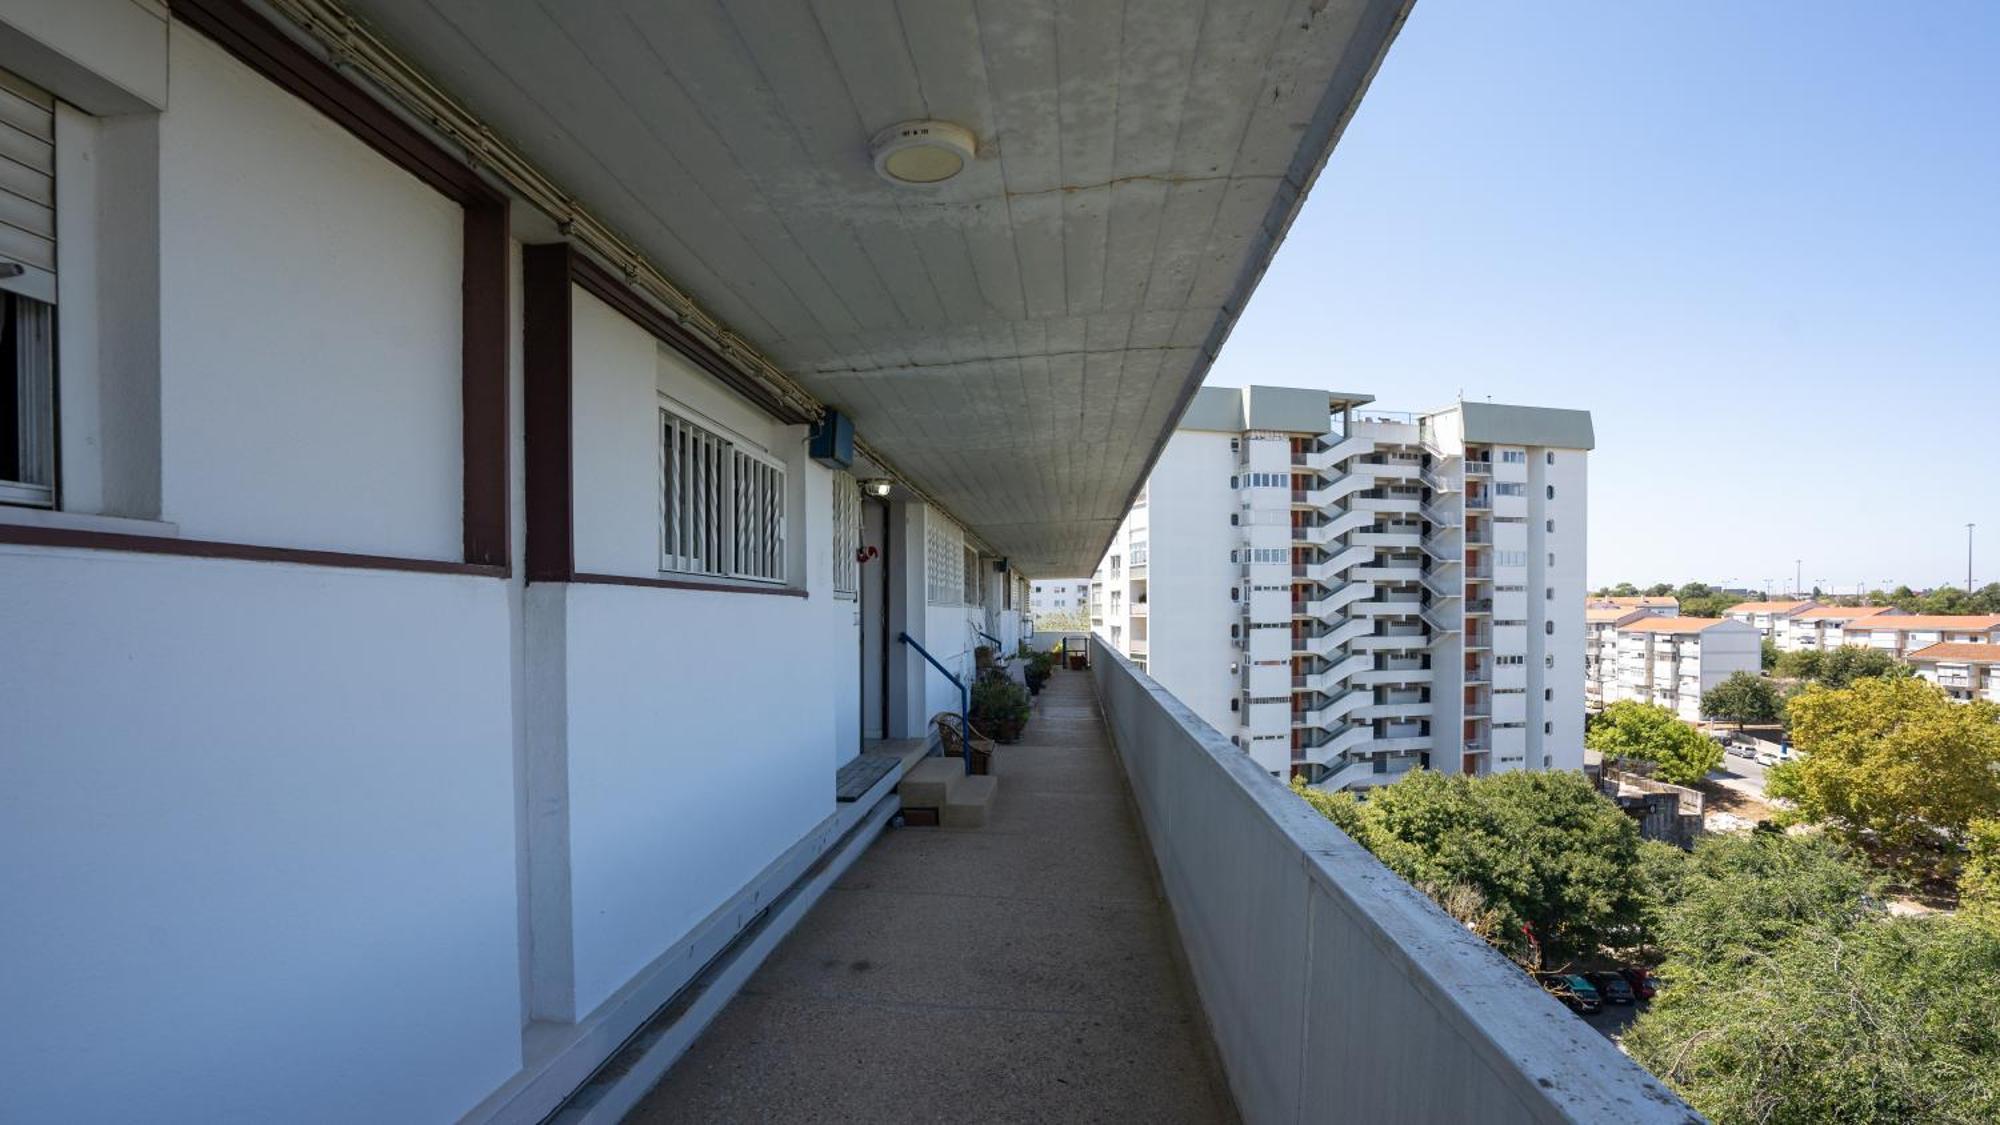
660, 406, 785, 582
832, 473, 860, 599
961, 545, 978, 605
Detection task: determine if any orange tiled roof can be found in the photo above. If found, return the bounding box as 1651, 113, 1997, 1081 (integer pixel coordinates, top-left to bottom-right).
1589, 595, 1678, 609
1842, 615, 2000, 633
1795, 605, 1898, 621
1725, 599, 1814, 616
1622, 617, 1745, 634
1907, 641, 2000, 664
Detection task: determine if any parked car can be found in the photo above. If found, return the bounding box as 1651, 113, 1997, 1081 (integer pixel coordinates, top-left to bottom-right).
1585, 972, 1635, 1005
1618, 967, 1659, 1000
1754, 746, 1781, 767
1538, 973, 1602, 1015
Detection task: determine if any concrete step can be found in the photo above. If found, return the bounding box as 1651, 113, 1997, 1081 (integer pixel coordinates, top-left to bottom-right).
941, 774, 999, 828
899, 758, 966, 809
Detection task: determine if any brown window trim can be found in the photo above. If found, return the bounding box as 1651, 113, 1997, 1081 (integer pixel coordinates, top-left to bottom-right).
569, 572, 808, 599
0, 523, 507, 577
24, 0, 521, 577
523, 242, 811, 596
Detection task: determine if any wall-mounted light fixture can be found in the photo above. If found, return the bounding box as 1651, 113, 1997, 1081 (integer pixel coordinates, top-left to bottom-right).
860, 478, 893, 498
870, 120, 976, 186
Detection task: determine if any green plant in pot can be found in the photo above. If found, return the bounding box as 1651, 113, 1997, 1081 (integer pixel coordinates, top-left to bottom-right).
970, 674, 1031, 744
1023, 657, 1049, 695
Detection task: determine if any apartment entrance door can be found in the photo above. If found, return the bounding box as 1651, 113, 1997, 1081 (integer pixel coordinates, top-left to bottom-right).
859, 498, 889, 742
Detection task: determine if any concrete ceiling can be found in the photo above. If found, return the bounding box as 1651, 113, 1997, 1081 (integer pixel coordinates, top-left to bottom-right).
337, 0, 1410, 575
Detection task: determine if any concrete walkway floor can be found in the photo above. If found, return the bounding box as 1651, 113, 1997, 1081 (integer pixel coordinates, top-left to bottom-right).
628, 668, 1235, 1123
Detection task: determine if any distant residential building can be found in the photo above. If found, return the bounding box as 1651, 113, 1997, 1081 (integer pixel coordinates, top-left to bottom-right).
1907, 643, 2000, 704
1585, 605, 1658, 709
1603, 617, 1762, 722
1773, 604, 1901, 652
1588, 595, 1678, 617
1723, 599, 1817, 637
1094, 386, 1594, 790
1029, 578, 1092, 622
1837, 615, 2000, 660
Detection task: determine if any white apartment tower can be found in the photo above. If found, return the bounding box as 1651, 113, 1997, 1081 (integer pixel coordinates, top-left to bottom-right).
1097, 386, 1594, 790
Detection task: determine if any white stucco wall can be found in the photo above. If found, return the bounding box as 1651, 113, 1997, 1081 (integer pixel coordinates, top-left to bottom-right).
0, 550, 521, 1123
560, 583, 836, 1016
157, 29, 464, 559
560, 284, 850, 1016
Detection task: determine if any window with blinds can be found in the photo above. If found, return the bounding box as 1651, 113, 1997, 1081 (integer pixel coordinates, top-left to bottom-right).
661, 406, 786, 583
832, 473, 860, 599
0, 67, 56, 509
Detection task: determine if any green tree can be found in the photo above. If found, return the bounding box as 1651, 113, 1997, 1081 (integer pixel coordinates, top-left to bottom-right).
1769, 676, 2000, 857
1622, 833, 2000, 1124
1774, 648, 1823, 681
1761, 636, 1779, 671
1292, 770, 1646, 966
1701, 671, 1784, 729
1032, 608, 1091, 633
1680, 591, 1739, 618
1815, 644, 1911, 688
1965, 819, 2000, 922
1675, 581, 1720, 603
1626, 912, 2000, 1124
1644, 581, 1675, 597
1585, 700, 1724, 785
1652, 833, 1876, 967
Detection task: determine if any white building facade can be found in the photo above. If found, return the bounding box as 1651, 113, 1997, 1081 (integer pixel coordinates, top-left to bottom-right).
1095, 387, 1594, 790
1029, 577, 1092, 623
1908, 643, 2000, 703
1599, 617, 1763, 721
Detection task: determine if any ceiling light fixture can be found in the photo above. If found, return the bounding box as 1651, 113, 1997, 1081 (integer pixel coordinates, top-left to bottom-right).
870, 120, 976, 186
860, 478, 894, 498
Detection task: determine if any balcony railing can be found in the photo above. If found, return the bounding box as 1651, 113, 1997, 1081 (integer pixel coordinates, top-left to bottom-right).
1088, 648, 1689, 1123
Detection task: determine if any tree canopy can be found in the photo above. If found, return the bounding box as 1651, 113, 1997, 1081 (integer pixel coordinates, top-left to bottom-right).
1860, 583, 2000, 616
1292, 770, 1645, 966
1624, 833, 2000, 1124
1701, 672, 1784, 728
1769, 676, 2000, 859
1585, 700, 1724, 785
1773, 644, 1911, 688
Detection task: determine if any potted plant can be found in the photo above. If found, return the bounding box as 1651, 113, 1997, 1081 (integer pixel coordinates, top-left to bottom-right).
1023, 650, 1054, 695
970, 672, 1031, 743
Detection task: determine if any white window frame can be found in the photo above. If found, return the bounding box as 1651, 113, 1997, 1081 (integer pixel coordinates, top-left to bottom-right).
659, 401, 787, 584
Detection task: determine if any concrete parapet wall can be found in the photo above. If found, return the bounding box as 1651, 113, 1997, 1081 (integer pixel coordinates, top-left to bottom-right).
1090, 645, 1699, 1125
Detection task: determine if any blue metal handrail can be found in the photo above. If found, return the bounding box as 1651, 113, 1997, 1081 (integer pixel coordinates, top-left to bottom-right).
899, 631, 971, 774
975, 627, 1004, 650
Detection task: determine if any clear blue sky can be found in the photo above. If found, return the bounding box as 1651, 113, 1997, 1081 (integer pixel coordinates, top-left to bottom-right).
1205, 1, 1999, 594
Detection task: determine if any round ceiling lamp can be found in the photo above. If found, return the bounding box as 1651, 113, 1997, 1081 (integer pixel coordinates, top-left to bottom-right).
870, 120, 976, 186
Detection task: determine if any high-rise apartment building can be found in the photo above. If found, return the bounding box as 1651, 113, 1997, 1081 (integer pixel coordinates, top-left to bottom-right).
1095, 386, 1594, 791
